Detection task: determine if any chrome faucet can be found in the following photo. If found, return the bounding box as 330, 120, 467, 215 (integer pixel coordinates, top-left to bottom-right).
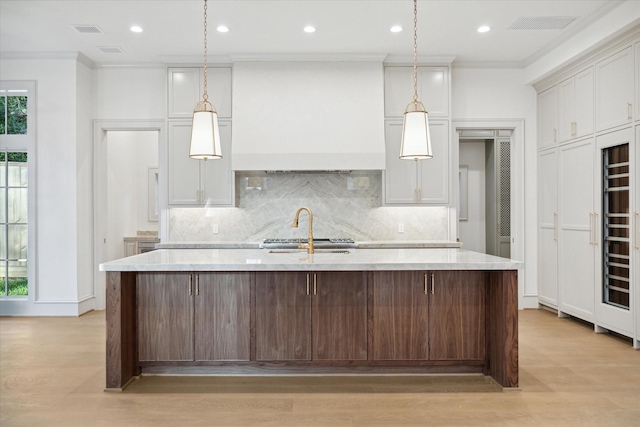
293, 206, 314, 254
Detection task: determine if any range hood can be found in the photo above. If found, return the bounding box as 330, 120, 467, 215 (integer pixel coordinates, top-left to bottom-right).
232, 61, 385, 171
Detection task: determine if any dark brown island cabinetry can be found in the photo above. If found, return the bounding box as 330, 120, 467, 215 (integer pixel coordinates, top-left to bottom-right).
255, 271, 367, 361
372, 271, 485, 361
106, 268, 517, 389
137, 272, 251, 362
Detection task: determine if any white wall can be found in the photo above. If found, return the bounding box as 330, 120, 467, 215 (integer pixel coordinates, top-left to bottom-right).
76, 60, 94, 306
106, 130, 158, 262
93, 67, 166, 120
458, 141, 486, 253
0, 56, 82, 315
452, 66, 538, 307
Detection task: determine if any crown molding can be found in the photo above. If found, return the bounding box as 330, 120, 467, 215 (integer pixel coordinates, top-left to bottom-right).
452, 61, 525, 69
384, 54, 456, 65
229, 53, 388, 62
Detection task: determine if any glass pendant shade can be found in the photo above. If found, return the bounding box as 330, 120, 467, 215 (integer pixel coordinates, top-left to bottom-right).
400, 102, 432, 160
189, 100, 221, 160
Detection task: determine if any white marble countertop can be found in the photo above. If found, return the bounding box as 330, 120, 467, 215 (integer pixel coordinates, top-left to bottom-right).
100, 248, 521, 272
155, 240, 461, 249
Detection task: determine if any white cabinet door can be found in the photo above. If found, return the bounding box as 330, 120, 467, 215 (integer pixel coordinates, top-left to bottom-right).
636, 125, 640, 347
168, 68, 201, 118
168, 67, 232, 119
384, 119, 449, 205
537, 86, 558, 149
636, 42, 640, 122
168, 120, 234, 206
384, 67, 449, 118
573, 67, 594, 139
594, 127, 635, 337
204, 67, 233, 119
168, 121, 201, 205
538, 148, 558, 307
558, 68, 594, 143
201, 120, 234, 206
558, 138, 595, 322
558, 77, 575, 143
595, 46, 634, 132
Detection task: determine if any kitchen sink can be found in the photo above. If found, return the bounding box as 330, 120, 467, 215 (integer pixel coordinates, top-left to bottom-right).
268, 249, 350, 254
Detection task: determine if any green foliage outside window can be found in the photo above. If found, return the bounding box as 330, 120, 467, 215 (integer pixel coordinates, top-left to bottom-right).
0, 96, 28, 135
3, 278, 28, 296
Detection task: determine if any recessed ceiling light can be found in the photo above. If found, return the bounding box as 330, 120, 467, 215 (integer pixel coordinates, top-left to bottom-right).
130, 25, 143, 33
304, 26, 316, 33
217, 25, 229, 33
390, 25, 403, 33
477, 25, 491, 33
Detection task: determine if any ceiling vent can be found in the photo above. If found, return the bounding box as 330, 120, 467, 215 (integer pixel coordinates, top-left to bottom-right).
71, 24, 103, 34
508, 16, 577, 30
98, 46, 126, 54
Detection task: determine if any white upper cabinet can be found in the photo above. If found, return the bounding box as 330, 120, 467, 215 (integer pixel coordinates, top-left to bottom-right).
595, 46, 634, 132
167, 67, 232, 119
168, 120, 233, 206
558, 67, 594, 143
537, 86, 558, 149
384, 119, 449, 205
384, 67, 449, 118
636, 42, 640, 122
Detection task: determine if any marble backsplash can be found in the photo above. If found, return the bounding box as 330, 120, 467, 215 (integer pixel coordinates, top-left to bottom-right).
169, 171, 449, 242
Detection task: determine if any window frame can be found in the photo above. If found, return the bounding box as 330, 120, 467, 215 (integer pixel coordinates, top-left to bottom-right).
0, 81, 36, 301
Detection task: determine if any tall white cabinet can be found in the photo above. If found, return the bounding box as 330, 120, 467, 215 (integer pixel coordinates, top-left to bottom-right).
558, 138, 595, 321
166, 66, 234, 207
536, 31, 640, 347
537, 148, 558, 307
383, 65, 451, 205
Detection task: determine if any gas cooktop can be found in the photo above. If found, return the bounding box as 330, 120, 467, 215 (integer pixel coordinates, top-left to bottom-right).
261, 238, 358, 249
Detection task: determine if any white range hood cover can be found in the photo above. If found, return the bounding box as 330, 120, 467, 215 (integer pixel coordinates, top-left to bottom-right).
232, 61, 385, 170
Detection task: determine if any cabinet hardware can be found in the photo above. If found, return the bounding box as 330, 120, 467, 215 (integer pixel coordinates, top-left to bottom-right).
589, 213, 594, 245
306, 274, 310, 295
553, 128, 557, 142
634, 212, 639, 250
593, 213, 598, 246
195, 274, 200, 296
628, 103, 632, 120
431, 273, 435, 295
423, 273, 427, 295
313, 274, 317, 296
188, 274, 193, 296
553, 212, 558, 242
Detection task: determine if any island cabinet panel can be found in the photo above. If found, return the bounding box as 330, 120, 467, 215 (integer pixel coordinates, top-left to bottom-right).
428, 271, 485, 360
372, 271, 429, 360
255, 272, 311, 361
195, 273, 251, 361
137, 273, 194, 362
312, 272, 368, 360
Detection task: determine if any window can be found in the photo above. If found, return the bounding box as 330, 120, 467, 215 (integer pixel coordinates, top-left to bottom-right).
0, 151, 28, 296
0, 81, 34, 299
0, 90, 28, 135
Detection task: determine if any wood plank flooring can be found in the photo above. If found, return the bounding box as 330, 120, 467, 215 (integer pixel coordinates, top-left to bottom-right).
1, 309, 639, 426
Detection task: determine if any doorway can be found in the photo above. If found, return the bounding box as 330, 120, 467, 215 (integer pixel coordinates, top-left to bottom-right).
458, 130, 512, 258
92, 120, 165, 311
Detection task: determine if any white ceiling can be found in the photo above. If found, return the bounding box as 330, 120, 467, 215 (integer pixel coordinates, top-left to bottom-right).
0, 0, 625, 65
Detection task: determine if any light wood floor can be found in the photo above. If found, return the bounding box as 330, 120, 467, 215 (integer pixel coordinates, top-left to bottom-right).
1, 309, 639, 427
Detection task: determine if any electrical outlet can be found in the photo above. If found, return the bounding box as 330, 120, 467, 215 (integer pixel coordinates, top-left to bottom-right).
398, 223, 405, 233
212, 224, 219, 234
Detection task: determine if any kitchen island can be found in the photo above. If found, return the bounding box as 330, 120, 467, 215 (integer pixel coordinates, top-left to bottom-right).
100, 248, 520, 390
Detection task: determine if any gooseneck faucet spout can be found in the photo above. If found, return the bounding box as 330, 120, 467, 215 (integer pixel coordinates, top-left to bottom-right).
293, 206, 314, 254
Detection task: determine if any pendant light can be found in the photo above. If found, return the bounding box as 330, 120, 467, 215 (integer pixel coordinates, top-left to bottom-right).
189, 0, 222, 160
399, 0, 432, 161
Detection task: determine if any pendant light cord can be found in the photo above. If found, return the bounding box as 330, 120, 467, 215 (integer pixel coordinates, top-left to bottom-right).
412, 0, 418, 103
203, 0, 209, 101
